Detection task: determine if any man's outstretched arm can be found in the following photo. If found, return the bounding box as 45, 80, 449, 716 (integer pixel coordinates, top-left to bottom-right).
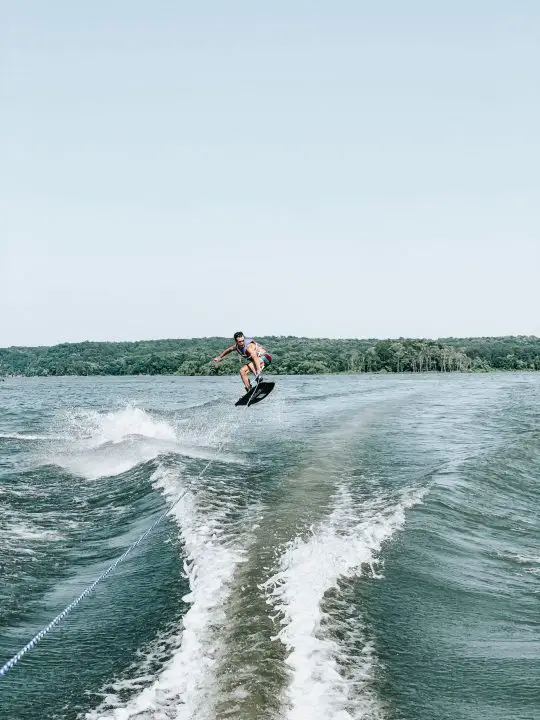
213, 345, 235, 363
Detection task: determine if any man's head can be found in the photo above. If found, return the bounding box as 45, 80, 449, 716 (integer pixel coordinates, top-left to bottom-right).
234, 331, 245, 346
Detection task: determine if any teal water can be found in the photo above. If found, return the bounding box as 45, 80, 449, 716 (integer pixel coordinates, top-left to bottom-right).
0, 374, 538, 719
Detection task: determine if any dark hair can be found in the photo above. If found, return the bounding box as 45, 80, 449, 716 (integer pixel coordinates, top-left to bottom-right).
233, 331, 244, 340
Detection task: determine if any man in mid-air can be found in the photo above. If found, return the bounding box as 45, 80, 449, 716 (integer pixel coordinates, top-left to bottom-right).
213, 332, 272, 392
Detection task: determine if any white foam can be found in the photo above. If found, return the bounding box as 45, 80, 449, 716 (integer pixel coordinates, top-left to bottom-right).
263, 485, 426, 720
499, 551, 540, 565
86, 463, 250, 720
497, 550, 540, 576
0, 432, 70, 441
53, 438, 177, 481
0, 512, 65, 551
47, 407, 242, 481
43, 407, 177, 480
61, 407, 177, 446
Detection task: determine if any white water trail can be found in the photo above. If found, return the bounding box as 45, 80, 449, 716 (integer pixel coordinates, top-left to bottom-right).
264, 485, 426, 720
87, 461, 253, 720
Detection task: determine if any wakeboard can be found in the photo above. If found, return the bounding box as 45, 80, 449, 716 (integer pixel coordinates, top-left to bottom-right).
235, 380, 275, 407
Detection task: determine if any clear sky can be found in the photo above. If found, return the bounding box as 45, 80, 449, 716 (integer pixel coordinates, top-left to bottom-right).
1, 1, 539, 346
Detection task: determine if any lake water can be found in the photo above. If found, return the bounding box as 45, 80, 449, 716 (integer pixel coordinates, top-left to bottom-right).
1, 373, 538, 719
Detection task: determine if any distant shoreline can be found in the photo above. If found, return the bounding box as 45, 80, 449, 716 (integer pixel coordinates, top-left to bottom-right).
1, 336, 539, 377
1, 369, 539, 380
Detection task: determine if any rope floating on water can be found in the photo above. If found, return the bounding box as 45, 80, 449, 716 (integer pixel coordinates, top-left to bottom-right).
0, 447, 224, 679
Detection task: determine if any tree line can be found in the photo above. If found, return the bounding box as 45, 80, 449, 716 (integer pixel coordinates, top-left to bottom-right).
1, 336, 539, 377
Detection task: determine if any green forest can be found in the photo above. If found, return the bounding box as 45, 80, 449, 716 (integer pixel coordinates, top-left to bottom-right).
1, 336, 539, 377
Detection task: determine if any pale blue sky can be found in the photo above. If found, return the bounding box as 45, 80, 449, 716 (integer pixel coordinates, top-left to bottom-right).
1, 1, 539, 345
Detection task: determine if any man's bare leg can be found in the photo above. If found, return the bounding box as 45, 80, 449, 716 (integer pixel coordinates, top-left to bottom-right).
240, 364, 253, 391
246, 348, 263, 378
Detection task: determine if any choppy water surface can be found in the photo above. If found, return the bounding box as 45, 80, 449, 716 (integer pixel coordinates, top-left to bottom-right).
0, 374, 538, 719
